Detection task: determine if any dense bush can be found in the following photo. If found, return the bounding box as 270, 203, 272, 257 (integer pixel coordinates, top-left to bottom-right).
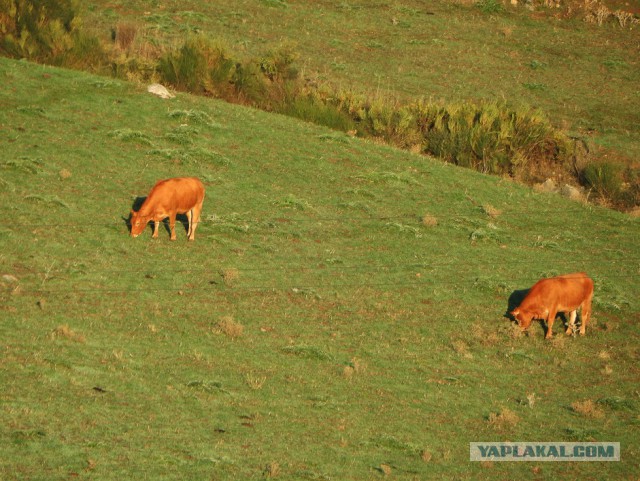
302, 87, 572, 178
157, 37, 236, 97
582, 160, 625, 206
0, 0, 79, 60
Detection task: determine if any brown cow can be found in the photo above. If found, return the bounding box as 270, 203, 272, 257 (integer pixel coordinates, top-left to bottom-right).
130, 177, 205, 241
510, 272, 594, 339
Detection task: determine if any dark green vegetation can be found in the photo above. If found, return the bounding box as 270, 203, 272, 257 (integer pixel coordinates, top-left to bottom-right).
2, 0, 639, 209
1, 57, 639, 480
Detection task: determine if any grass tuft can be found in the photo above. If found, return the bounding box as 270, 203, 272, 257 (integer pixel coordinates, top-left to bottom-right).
221, 268, 240, 286
421, 214, 438, 227
109, 129, 153, 145
571, 399, 605, 419
487, 407, 520, 430
281, 345, 334, 361
24, 194, 70, 208
481, 204, 501, 218
168, 109, 219, 127
451, 339, 473, 359
597, 396, 635, 412
263, 461, 281, 478
1, 157, 44, 174
215, 316, 244, 338
50, 324, 85, 343
245, 372, 267, 390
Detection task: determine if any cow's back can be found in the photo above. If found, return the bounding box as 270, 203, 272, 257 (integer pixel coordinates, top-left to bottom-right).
145, 177, 204, 213
522, 272, 592, 310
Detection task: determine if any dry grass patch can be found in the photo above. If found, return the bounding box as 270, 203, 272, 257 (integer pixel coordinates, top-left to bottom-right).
245, 372, 267, 390
601, 365, 613, 376
451, 339, 473, 359
571, 399, 605, 419
349, 357, 366, 373
115, 22, 139, 51
488, 407, 520, 430
59, 169, 72, 180
547, 333, 568, 349
221, 268, 240, 286
526, 392, 537, 409
342, 359, 367, 379
421, 214, 438, 227
502, 321, 524, 339
215, 316, 244, 338
471, 322, 500, 346
499, 26, 513, 37
482, 204, 502, 218
342, 365, 355, 379
50, 324, 85, 343
263, 462, 280, 478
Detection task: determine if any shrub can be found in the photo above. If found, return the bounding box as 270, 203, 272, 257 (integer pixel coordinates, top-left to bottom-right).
59, 31, 107, 71
279, 93, 356, 132
231, 59, 270, 104
476, 0, 505, 15
114, 22, 138, 52
0, 0, 80, 61
157, 36, 236, 96
582, 161, 623, 201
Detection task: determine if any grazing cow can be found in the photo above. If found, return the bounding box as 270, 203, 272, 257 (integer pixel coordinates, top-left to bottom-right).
510, 272, 594, 339
130, 177, 205, 241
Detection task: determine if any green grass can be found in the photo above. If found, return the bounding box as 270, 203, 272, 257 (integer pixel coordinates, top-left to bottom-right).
80, 0, 640, 162
1, 57, 639, 480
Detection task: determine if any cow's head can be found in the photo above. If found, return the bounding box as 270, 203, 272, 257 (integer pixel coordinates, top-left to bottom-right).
129, 210, 149, 238
510, 308, 534, 330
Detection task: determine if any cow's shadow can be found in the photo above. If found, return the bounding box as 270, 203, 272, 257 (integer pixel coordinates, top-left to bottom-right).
123, 196, 189, 237
505, 287, 538, 335
505, 288, 530, 319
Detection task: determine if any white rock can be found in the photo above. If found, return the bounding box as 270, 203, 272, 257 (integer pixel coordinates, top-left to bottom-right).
147, 83, 175, 99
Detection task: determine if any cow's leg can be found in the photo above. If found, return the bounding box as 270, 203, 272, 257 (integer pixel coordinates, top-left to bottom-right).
189, 200, 203, 241
169, 213, 177, 241
186, 210, 193, 239
566, 310, 577, 335
152, 220, 160, 238
545, 308, 558, 339
580, 300, 592, 336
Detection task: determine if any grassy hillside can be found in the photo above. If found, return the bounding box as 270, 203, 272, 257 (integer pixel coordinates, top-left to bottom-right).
81, 0, 640, 163
1, 57, 639, 480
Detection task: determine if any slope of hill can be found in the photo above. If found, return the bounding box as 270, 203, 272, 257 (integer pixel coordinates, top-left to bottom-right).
1, 57, 638, 480
82, 0, 640, 162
